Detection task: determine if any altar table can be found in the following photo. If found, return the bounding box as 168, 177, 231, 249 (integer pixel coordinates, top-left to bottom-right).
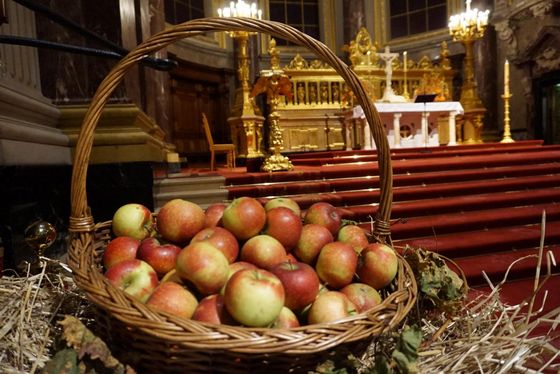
353, 102, 464, 149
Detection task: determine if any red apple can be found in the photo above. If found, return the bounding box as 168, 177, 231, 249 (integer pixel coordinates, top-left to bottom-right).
271, 306, 300, 328
340, 283, 382, 314
192, 294, 237, 325
112, 203, 154, 240
303, 202, 342, 235
264, 197, 301, 217
103, 236, 140, 269
271, 261, 320, 312
222, 197, 266, 240
307, 291, 357, 324
204, 203, 227, 228
175, 241, 230, 295
223, 268, 285, 327
315, 241, 358, 289
156, 199, 205, 245
104, 259, 159, 303
263, 207, 303, 250
357, 243, 398, 290
337, 225, 369, 254
137, 237, 182, 277
293, 224, 334, 265
240, 234, 287, 270
146, 281, 198, 319
190, 226, 239, 263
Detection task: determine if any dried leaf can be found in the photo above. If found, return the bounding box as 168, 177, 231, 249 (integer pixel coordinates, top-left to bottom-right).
391, 326, 422, 374
402, 247, 465, 313
58, 315, 134, 373
41, 348, 80, 374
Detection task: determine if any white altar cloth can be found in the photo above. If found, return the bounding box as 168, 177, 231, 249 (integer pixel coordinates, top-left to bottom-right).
353, 101, 464, 149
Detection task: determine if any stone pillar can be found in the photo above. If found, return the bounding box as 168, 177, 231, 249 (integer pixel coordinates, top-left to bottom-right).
473, 0, 498, 141
145, 0, 172, 142
342, 0, 365, 44
0, 0, 68, 165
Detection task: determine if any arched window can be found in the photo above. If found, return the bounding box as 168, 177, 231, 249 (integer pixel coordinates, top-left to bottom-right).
165, 0, 205, 24
268, 0, 320, 46
389, 0, 447, 39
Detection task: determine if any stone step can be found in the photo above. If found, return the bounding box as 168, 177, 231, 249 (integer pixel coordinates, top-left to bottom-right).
153, 175, 227, 210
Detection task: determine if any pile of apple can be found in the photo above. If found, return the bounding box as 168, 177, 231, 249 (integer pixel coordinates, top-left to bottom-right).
102, 196, 399, 328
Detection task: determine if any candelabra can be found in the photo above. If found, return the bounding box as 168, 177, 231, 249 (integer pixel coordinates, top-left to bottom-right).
449, 0, 490, 144
218, 1, 265, 159
253, 69, 294, 172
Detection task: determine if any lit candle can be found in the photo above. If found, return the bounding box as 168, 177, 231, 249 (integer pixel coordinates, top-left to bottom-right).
403, 51, 407, 73
504, 59, 510, 95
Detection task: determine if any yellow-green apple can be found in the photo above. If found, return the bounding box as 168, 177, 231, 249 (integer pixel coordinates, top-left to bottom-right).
340, 282, 382, 314
221, 197, 266, 240
240, 234, 287, 270
204, 203, 227, 228
223, 268, 285, 327
303, 202, 342, 235
145, 281, 198, 319
307, 291, 357, 324
271, 261, 320, 312
112, 203, 154, 240
263, 207, 303, 250
220, 261, 258, 294
271, 306, 300, 328
156, 198, 205, 245
137, 237, 182, 277
315, 241, 358, 289
190, 226, 239, 263
104, 259, 159, 303
102, 236, 140, 269
357, 243, 398, 289
191, 294, 237, 325
264, 197, 301, 217
293, 224, 334, 265
337, 225, 369, 254
175, 241, 230, 295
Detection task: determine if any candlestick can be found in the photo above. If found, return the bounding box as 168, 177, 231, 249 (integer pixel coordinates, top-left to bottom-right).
504, 59, 510, 95
501, 91, 514, 143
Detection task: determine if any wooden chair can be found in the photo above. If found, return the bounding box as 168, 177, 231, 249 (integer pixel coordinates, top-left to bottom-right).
201, 113, 236, 171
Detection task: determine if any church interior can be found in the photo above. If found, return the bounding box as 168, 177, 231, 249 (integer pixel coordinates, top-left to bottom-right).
1, 0, 560, 372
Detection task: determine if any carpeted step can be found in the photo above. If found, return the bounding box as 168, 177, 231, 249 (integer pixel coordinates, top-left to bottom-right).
375, 203, 560, 239
392, 220, 560, 259
287, 140, 546, 160
228, 162, 560, 199
454, 245, 560, 287
292, 143, 560, 166
342, 187, 560, 221
264, 174, 560, 211
223, 149, 560, 186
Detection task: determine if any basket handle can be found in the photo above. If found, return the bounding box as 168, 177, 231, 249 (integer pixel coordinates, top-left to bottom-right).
69, 17, 393, 241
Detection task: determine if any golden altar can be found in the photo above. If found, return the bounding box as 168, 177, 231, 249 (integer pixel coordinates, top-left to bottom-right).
266, 27, 456, 152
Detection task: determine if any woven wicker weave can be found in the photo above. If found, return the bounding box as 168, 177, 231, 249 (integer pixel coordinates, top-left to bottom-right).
67, 18, 417, 373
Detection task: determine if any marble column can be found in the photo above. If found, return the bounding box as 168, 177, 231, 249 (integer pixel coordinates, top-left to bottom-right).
342, 0, 365, 44
0, 0, 69, 165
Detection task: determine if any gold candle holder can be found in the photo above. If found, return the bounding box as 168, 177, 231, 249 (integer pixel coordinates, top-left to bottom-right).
500, 92, 514, 143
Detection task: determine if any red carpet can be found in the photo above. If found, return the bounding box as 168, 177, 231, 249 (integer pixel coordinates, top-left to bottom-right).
214, 141, 560, 313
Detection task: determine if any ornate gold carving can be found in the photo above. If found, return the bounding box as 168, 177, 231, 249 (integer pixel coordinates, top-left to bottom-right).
286, 54, 309, 69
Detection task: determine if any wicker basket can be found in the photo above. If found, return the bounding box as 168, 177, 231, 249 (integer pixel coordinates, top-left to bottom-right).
67, 17, 417, 373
